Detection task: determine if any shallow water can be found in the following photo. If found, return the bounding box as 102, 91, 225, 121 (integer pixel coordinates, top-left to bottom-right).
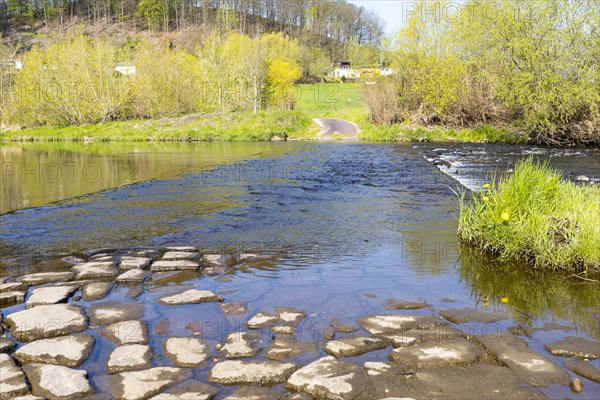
0, 141, 599, 398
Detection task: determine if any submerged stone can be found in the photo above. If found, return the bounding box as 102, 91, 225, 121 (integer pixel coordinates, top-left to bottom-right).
286, 356, 372, 400
25, 285, 78, 308
476, 333, 569, 386
103, 320, 149, 345
0, 337, 17, 353
150, 380, 218, 400
155, 289, 223, 305
20, 272, 74, 286
107, 344, 152, 374
224, 386, 284, 400
109, 367, 191, 400
544, 336, 600, 359
564, 359, 600, 383
324, 336, 388, 357
383, 299, 430, 310
0, 354, 29, 398
81, 282, 113, 301
275, 307, 306, 325
6, 304, 88, 341
439, 308, 504, 324
88, 301, 145, 325
357, 314, 447, 335
150, 260, 200, 272
389, 338, 483, 368
23, 363, 94, 399
14, 334, 94, 367
164, 337, 210, 367
202, 254, 233, 267
219, 302, 249, 316
264, 338, 318, 361
72, 262, 118, 280
209, 360, 299, 385
382, 327, 467, 348
246, 311, 279, 329
220, 332, 262, 359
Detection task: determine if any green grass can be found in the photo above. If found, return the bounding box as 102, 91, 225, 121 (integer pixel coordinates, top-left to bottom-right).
0, 110, 312, 142
294, 82, 367, 121
360, 123, 525, 144
458, 158, 600, 271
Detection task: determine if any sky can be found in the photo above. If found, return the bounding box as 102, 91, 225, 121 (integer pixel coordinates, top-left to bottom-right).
348, 1, 406, 34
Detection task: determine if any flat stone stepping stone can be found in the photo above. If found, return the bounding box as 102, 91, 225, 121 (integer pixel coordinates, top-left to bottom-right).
150, 271, 200, 284
165, 246, 197, 252
81, 282, 113, 301
25, 285, 78, 308
0, 290, 26, 306
220, 332, 262, 359
209, 360, 299, 385
72, 261, 118, 280
544, 336, 600, 359
219, 302, 249, 316
109, 367, 191, 400
119, 257, 153, 271
14, 335, 94, 367
23, 363, 94, 399
357, 314, 447, 335
286, 356, 371, 400
103, 320, 149, 345
439, 308, 504, 324
275, 307, 306, 325
0, 354, 29, 398
383, 299, 430, 310
264, 339, 318, 360
107, 344, 152, 374
155, 289, 223, 305
151, 260, 200, 272
247, 311, 280, 329
88, 301, 145, 325
164, 337, 210, 367
564, 359, 600, 383
19, 272, 74, 285
324, 336, 388, 357
382, 327, 467, 348
162, 251, 199, 261
6, 304, 88, 341
0, 281, 29, 292
117, 269, 152, 283
150, 380, 218, 400
0, 337, 17, 353
129, 249, 161, 258
389, 338, 483, 368
476, 333, 569, 386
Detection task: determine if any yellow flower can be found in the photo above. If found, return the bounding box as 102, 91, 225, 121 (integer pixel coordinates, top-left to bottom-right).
501, 296, 509, 303
501, 212, 510, 221
483, 184, 490, 189
483, 196, 490, 202
482, 300, 489, 306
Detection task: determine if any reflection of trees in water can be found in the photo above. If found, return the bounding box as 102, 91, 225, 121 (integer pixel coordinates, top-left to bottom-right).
459, 247, 600, 339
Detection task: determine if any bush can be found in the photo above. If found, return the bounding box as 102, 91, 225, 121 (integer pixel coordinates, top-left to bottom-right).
458, 158, 600, 271
363, 79, 401, 125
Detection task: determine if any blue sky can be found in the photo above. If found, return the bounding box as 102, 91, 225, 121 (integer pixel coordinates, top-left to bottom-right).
348, 1, 406, 34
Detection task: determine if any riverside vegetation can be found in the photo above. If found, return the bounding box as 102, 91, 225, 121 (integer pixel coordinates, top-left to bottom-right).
458, 158, 600, 271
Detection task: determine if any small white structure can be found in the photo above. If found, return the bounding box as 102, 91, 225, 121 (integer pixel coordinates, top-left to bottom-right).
380, 67, 394, 76
115, 64, 136, 76
1, 59, 22, 70
331, 61, 360, 79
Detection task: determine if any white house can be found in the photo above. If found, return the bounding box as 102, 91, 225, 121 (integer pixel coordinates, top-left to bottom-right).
1, 59, 22, 70
115, 64, 136, 76
331, 61, 360, 79
380, 67, 394, 76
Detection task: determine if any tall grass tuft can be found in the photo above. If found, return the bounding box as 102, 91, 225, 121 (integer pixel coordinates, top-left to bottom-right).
458, 158, 600, 271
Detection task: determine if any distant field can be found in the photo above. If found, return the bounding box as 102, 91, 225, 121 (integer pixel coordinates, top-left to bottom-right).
294, 83, 367, 121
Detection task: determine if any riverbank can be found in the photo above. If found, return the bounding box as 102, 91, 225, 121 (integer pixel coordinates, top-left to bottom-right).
458, 158, 600, 271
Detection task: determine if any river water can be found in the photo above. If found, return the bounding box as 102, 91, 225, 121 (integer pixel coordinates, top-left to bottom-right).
0, 141, 599, 398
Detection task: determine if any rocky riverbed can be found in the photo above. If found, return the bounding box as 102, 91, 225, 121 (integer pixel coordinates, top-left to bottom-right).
1, 247, 599, 400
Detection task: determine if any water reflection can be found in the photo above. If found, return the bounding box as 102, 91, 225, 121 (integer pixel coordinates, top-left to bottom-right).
459, 248, 600, 338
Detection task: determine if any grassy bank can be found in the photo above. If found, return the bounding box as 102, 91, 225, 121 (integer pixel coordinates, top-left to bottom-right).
0, 110, 312, 142
458, 158, 600, 271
